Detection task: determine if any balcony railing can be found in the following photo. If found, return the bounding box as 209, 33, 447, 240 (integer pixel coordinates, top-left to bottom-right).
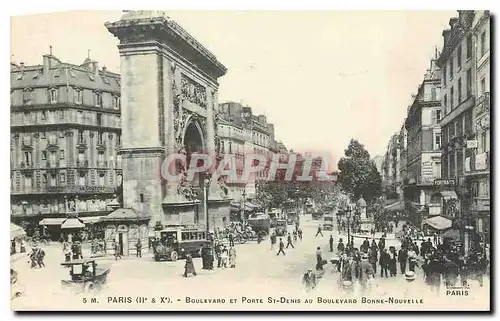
76, 160, 89, 168
97, 160, 108, 168
20, 161, 33, 169
46, 160, 60, 168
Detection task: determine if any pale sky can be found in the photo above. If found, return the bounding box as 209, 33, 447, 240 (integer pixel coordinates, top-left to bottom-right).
10, 10, 455, 165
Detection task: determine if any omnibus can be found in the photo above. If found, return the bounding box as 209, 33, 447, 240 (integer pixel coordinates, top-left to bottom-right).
153, 226, 208, 262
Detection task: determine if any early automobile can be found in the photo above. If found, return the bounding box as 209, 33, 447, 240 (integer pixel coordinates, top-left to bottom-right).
286, 211, 298, 225
323, 215, 334, 231
246, 213, 271, 236
275, 219, 288, 236
61, 259, 110, 292
154, 226, 208, 262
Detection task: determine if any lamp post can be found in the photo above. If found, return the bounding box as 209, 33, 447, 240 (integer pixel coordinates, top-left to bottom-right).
345, 204, 352, 247
203, 177, 211, 236
241, 190, 247, 223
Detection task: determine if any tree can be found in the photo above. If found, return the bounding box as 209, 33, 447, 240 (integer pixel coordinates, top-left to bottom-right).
337, 139, 382, 202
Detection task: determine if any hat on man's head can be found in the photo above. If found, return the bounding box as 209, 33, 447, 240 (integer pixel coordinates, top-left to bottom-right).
405, 271, 416, 281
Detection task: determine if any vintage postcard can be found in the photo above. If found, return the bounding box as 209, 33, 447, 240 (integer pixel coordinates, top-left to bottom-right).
10, 10, 490, 311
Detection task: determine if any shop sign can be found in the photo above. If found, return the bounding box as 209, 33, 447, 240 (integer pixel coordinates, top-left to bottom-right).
433, 179, 456, 186
467, 140, 478, 149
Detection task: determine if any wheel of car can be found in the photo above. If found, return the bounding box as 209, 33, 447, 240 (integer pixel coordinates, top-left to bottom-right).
154, 254, 160, 261
170, 251, 178, 262
84, 282, 95, 292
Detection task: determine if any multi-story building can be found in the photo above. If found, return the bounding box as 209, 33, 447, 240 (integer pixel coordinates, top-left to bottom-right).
398, 123, 408, 199
218, 102, 281, 201
438, 10, 477, 251
465, 11, 490, 245
382, 133, 402, 200
372, 155, 384, 176
10, 51, 122, 234
403, 57, 443, 224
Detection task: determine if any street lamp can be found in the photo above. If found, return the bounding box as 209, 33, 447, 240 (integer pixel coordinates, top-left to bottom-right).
345, 204, 352, 247
241, 190, 247, 223
204, 177, 211, 236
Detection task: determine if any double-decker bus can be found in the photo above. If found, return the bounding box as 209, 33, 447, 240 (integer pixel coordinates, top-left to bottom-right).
153, 226, 208, 262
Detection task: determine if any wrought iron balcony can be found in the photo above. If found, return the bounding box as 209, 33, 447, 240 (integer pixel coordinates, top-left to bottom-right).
76, 160, 89, 168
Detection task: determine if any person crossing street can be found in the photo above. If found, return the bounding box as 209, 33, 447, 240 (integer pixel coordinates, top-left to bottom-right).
277, 238, 286, 256
315, 225, 323, 237
286, 233, 295, 249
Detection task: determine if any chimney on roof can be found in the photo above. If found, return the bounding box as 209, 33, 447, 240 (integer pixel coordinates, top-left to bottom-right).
93, 61, 99, 77
50, 45, 53, 56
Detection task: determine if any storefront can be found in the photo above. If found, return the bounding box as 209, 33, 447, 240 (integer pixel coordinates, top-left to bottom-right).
100, 208, 149, 256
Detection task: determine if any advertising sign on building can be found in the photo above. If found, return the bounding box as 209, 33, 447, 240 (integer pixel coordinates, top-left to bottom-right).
433, 179, 456, 186
467, 140, 478, 149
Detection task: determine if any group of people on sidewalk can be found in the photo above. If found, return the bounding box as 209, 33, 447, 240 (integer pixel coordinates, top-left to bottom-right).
183, 241, 237, 278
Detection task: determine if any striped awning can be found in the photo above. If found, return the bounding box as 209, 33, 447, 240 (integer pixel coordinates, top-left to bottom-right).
39, 218, 66, 226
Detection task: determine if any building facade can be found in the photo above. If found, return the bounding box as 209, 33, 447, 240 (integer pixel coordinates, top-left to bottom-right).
438, 10, 489, 252
10, 52, 122, 233
381, 133, 402, 200
403, 58, 443, 224
465, 11, 490, 245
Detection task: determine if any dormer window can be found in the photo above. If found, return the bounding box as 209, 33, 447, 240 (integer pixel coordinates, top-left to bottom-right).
74, 89, 83, 104
94, 92, 102, 107
50, 88, 58, 104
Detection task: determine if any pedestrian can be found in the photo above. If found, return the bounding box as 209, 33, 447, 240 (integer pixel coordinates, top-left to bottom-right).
388, 246, 398, 276
229, 246, 236, 268
378, 237, 386, 252
298, 228, 303, 241
358, 253, 374, 294
270, 232, 277, 250
302, 268, 317, 292
228, 233, 234, 247
361, 238, 370, 253
37, 247, 46, 268
11, 239, 16, 255
408, 247, 418, 272
135, 239, 142, 258
329, 235, 334, 252
29, 246, 38, 269
379, 248, 390, 278
369, 246, 378, 276
316, 247, 324, 271
277, 238, 286, 256
337, 238, 345, 254
315, 225, 323, 237
398, 247, 408, 274
220, 246, 228, 268
292, 230, 298, 243
20, 239, 26, 253
64, 245, 71, 262
286, 233, 294, 249
183, 253, 197, 277
113, 241, 122, 261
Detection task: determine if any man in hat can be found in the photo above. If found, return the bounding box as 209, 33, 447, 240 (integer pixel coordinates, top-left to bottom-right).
315, 225, 323, 237
183, 253, 197, 277
286, 233, 294, 249
329, 235, 334, 252
316, 247, 324, 271
337, 238, 345, 254
302, 268, 317, 292
277, 238, 286, 256
361, 237, 370, 253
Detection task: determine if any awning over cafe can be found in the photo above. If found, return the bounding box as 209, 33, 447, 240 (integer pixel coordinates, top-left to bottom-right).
61, 218, 85, 229
421, 215, 452, 231
39, 218, 66, 226
439, 190, 458, 201
441, 229, 460, 241
11, 223, 26, 240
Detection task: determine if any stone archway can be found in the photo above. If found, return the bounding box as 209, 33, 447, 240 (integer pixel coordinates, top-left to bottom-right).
182, 119, 205, 155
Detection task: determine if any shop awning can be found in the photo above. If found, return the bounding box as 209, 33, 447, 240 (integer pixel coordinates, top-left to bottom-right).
441, 229, 460, 241
79, 216, 104, 224
61, 218, 85, 229
39, 218, 66, 226
440, 191, 458, 201
384, 200, 404, 212
11, 223, 26, 240
421, 215, 452, 231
